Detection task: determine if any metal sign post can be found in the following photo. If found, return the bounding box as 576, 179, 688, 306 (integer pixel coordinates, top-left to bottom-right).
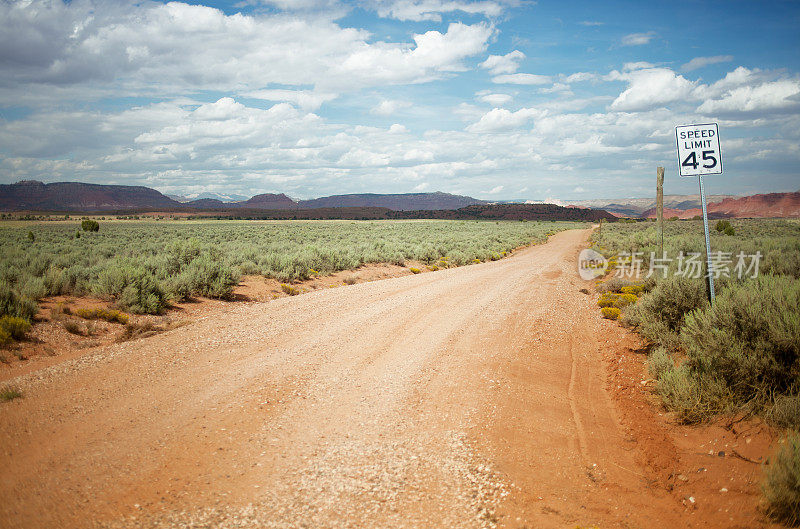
676, 123, 723, 303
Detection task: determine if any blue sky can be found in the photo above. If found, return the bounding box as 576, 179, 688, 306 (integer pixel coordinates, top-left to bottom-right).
1, 0, 798, 202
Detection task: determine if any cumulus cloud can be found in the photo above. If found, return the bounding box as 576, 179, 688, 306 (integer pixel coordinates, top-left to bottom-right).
492, 73, 551, 85
371, 99, 413, 115
610, 68, 695, 111
0, 2, 493, 101
620, 31, 656, 46
681, 55, 734, 72
697, 79, 800, 115
480, 50, 525, 75
466, 107, 544, 132
487, 185, 504, 194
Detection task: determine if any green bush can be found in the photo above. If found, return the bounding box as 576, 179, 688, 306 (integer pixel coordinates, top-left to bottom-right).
647, 347, 674, 380
94, 265, 168, 314
0, 281, 37, 321
655, 363, 732, 423
681, 275, 800, 406
625, 275, 708, 349
81, 219, 99, 232
715, 220, 732, 233
0, 316, 31, 340
762, 431, 800, 525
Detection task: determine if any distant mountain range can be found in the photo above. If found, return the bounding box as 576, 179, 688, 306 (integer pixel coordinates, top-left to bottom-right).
0, 181, 487, 212
569, 192, 800, 219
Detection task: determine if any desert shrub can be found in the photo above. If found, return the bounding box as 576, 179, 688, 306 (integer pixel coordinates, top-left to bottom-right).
597, 292, 618, 308
94, 265, 168, 314
281, 283, 300, 296
81, 219, 99, 232
597, 277, 634, 293
767, 396, 800, 430
763, 249, 800, 279
762, 431, 800, 525
0, 281, 37, 321
620, 284, 645, 295
601, 307, 621, 320
647, 347, 674, 380
680, 275, 800, 406
614, 293, 638, 308
0, 316, 31, 340
715, 220, 732, 233
724, 225, 735, 236
409, 267, 421, 274
0, 327, 10, 346
175, 255, 240, 299
625, 275, 708, 349
428, 265, 439, 271
27, 231, 34, 242
655, 363, 731, 423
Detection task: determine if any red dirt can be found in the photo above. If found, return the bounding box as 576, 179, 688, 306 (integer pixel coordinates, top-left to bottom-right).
0, 229, 782, 528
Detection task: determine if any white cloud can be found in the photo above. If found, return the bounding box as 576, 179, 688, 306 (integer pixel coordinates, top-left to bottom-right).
241, 89, 338, 110
413, 182, 430, 191
477, 92, 513, 105
610, 68, 695, 111
373, 0, 505, 22
578, 21, 604, 27
372, 100, 413, 116
0, 2, 493, 101
480, 50, 525, 75
681, 55, 734, 72
492, 73, 551, 85
540, 82, 572, 94
620, 31, 656, 46
623, 61, 655, 71
466, 107, 544, 132
564, 72, 597, 83
487, 185, 504, 194
697, 79, 800, 115
389, 123, 409, 134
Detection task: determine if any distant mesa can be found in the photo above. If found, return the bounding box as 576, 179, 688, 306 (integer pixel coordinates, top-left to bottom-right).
640, 192, 800, 219
297, 191, 485, 211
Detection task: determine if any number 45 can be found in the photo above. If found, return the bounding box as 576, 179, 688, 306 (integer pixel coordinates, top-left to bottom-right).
682, 150, 717, 170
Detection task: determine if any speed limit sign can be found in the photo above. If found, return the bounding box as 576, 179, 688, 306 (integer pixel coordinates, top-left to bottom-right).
676, 123, 723, 177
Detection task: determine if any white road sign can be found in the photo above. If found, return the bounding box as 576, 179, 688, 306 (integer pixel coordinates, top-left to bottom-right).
676, 123, 723, 177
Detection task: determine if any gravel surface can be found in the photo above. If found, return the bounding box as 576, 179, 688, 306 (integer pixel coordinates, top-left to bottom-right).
0, 229, 717, 528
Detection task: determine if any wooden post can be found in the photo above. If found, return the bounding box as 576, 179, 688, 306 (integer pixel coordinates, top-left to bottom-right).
656, 166, 664, 257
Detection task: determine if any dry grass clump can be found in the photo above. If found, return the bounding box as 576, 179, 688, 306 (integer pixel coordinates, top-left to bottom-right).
0, 386, 22, 402
62, 319, 84, 335
762, 431, 800, 525
115, 319, 188, 342
74, 307, 129, 324
343, 275, 357, 285
280, 283, 300, 296
600, 307, 621, 320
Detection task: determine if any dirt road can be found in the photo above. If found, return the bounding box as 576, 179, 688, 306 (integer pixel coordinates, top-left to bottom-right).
0, 229, 724, 528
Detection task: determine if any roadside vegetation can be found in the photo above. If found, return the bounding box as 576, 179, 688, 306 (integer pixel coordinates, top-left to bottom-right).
591, 219, 800, 522
0, 219, 580, 325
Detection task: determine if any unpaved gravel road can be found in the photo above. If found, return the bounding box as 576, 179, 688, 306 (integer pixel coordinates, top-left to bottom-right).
2, 229, 693, 528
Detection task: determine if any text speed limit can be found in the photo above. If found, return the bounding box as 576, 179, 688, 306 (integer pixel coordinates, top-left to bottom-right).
676, 123, 723, 177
